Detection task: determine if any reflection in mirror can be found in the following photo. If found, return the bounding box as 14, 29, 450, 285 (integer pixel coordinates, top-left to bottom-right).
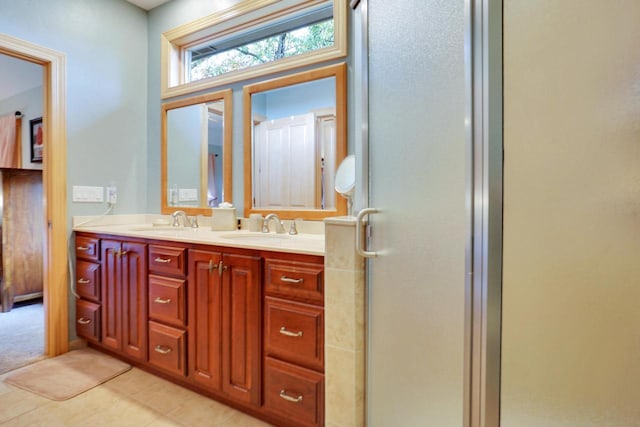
161, 89, 232, 215
243, 63, 347, 220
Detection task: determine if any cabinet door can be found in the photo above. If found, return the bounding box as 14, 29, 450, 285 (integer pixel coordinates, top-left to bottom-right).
101, 239, 147, 360
121, 241, 147, 361
188, 250, 223, 390
221, 253, 261, 406
101, 239, 121, 351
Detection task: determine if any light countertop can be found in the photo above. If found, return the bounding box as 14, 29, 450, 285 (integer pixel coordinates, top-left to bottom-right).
73, 215, 324, 256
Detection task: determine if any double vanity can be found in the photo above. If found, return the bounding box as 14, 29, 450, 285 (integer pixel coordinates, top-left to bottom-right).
74, 216, 326, 427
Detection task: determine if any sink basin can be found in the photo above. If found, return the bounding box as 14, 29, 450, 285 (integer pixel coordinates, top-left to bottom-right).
220, 232, 291, 240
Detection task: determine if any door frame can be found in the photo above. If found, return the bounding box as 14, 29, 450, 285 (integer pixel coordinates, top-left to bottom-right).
0, 34, 68, 356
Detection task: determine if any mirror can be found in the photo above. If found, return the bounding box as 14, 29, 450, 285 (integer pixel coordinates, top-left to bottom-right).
161, 89, 232, 215
243, 63, 347, 220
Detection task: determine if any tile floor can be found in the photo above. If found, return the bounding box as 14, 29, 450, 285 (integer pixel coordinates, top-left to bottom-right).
0, 366, 273, 426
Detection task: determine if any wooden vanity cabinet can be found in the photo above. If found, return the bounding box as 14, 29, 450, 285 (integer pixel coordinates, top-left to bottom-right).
263, 255, 325, 427
101, 239, 147, 362
75, 235, 101, 342
75, 231, 326, 426
188, 249, 262, 407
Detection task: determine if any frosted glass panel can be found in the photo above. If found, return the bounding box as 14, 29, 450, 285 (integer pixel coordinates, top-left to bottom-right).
502, 1, 640, 425
367, 0, 467, 425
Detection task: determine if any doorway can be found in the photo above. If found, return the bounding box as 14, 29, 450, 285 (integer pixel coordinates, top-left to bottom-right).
0, 34, 68, 357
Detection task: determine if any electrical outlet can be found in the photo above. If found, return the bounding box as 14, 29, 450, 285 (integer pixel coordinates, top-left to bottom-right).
107, 185, 117, 204
72, 186, 104, 203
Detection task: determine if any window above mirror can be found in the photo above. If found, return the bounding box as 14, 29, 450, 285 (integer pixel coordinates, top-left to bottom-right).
161, 0, 347, 99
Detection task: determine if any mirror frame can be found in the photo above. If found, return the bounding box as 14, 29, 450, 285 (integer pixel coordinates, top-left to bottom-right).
161, 89, 233, 215
243, 62, 347, 220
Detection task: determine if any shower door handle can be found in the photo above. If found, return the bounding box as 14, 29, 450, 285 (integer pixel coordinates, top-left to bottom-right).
356, 208, 380, 258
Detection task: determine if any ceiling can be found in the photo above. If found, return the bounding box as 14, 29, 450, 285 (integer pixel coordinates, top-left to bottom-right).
125, 0, 171, 11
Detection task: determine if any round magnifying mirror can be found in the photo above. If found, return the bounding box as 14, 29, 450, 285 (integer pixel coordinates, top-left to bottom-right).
335, 154, 355, 216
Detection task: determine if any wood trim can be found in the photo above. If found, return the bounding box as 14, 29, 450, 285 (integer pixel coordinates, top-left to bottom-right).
243, 62, 347, 220
200, 104, 208, 206
161, 89, 233, 216
222, 90, 233, 205
0, 34, 68, 356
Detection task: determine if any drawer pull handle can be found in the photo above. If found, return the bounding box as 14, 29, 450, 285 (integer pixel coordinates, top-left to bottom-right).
77, 278, 91, 284
76, 246, 90, 251
154, 257, 171, 264
77, 318, 91, 325
281, 276, 304, 284
279, 390, 303, 403
279, 327, 303, 337
154, 345, 172, 355
154, 297, 172, 304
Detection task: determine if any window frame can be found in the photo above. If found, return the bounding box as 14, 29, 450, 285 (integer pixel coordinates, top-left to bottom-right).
161, 0, 347, 99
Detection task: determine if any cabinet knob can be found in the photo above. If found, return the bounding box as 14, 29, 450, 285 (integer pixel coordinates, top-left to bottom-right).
77, 278, 91, 284
76, 246, 90, 251
77, 318, 91, 325
280, 276, 304, 284
154, 257, 172, 264
154, 297, 172, 304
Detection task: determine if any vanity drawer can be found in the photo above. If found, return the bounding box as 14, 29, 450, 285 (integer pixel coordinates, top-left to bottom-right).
75, 260, 100, 302
264, 357, 324, 427
75, 236, 100, 262
265, 297, 324, 371
149, 245, 186, 277
76, 299, 101, 343
148, 275, 186, 328
265, 259, 324, 304
148, 321, 186, 377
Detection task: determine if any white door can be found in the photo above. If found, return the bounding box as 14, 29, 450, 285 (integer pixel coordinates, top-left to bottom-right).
366, 1, 468, 425
254, 113, 316, 209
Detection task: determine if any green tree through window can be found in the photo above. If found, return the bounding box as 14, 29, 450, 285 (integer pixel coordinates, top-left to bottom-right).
190, 20, 334, 81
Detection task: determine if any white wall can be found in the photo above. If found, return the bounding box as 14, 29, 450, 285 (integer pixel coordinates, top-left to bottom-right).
0, 0, 148, 216
502, 1, 640, 425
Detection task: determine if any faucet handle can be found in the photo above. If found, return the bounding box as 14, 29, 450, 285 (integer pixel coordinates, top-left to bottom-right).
190, 215, 199, 229
288, 219, 299, 235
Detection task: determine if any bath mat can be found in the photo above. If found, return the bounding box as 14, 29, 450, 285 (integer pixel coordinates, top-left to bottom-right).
3, 347, 131, 400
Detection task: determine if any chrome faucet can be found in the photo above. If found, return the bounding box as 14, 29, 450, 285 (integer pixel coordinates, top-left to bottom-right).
172, 210, 198, 229
262, 213, 286, 234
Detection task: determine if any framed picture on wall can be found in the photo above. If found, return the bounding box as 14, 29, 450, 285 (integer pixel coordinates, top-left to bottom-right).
30, 117, 43, 163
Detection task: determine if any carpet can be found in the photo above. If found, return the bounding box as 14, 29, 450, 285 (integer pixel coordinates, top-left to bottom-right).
4, 348, 131, 400
0, 300, 45, 374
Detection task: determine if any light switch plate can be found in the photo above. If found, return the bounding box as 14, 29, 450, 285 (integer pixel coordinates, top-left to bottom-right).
73, 185, 104, 203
